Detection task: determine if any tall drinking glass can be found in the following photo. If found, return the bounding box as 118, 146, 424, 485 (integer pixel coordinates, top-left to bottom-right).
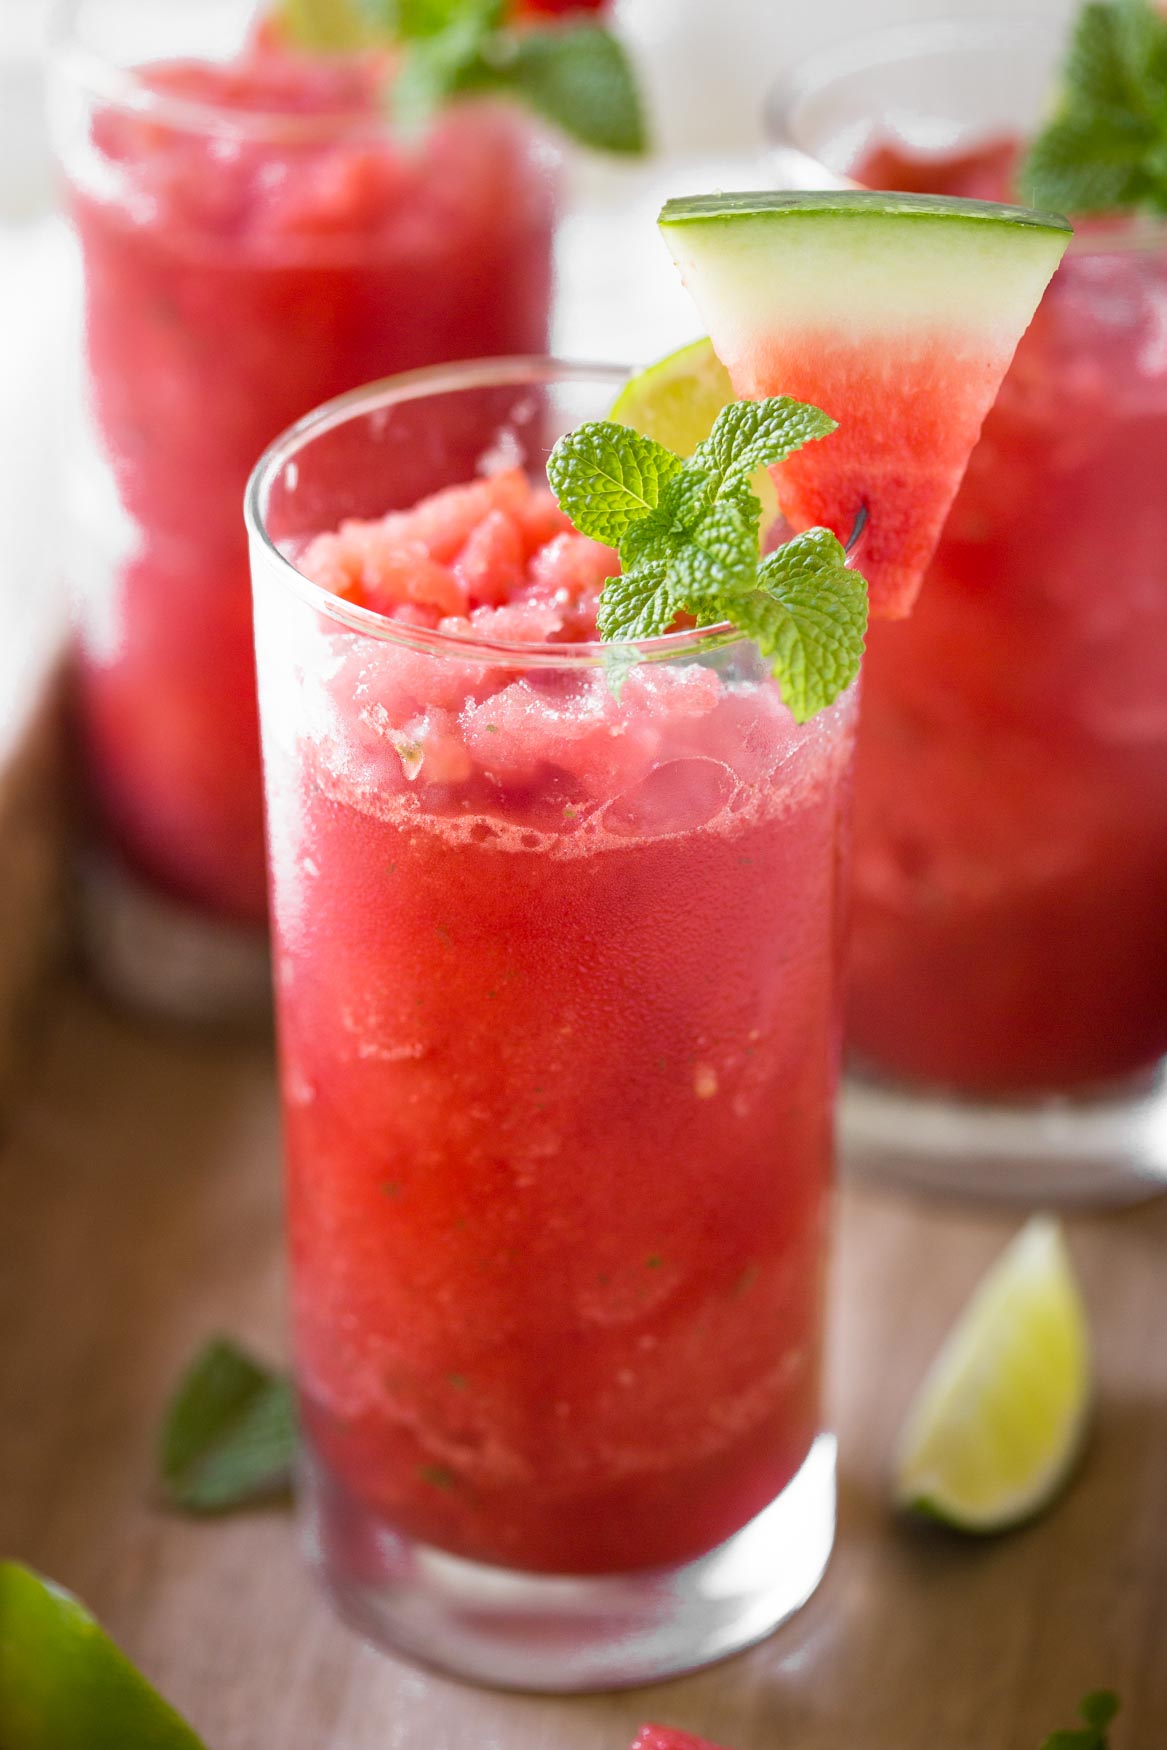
246, 359, 855, 1689
770, 20, 1167, 1204
50, 0, 558, 1020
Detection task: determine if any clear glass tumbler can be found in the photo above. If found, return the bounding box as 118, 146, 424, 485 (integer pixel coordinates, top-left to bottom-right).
245, 358, 855, 1690
770, 19, 1167, 1205
50, 0, 558, 1021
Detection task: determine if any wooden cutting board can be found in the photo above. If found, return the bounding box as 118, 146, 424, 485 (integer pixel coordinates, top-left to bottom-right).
1, 986, 1164, 1749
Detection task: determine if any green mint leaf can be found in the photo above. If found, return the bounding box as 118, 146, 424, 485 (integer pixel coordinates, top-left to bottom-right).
600, 641, 642, 698
548, 421, 684, 546
595, 558, 677, 640
296, 0, 645, 155
389, 8, 497, 133
159, 1338, 296, 1514
388, 0, 503, 39
608, 470, 758, 616
1022, 110, 1160, 213
669, 486, 760, 611
0, 1562, 207, 1748
498, 25, 646, 155
1022, 0, 1167, 214
549, 400, 861, 722
691, 396, 837, 491
278, 0, 377, 51
738, 527, 867, 722
1116, 0, 1167, 110
1080, 1692, 1120, 1732
1063, 2, 1133, 110
1039, 1690, 1120, 1750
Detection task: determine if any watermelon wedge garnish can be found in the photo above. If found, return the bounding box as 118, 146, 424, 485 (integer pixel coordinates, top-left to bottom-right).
657, 190, 1070, 617
630, 1728, 733, 1750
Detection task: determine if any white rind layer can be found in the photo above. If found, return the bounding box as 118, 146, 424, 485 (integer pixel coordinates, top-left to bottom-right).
658, 209, 1069, 350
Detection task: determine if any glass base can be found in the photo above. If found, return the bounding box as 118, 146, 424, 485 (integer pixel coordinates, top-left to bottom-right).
77, 852, 271, 1027
841, 1065, 1167, 1206
304, 1433, 836, 1693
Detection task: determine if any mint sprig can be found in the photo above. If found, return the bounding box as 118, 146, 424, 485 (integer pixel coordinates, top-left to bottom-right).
548, 397, 867, 722
1040, 1689, 1120, 1749
159, 1338, 296, 1514
1022, 0, 1167, 214
282, 0, 646, 154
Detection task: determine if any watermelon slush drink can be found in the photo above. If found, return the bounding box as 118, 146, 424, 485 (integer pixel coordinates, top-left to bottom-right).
53, 1, 556, 1002
246, 361, 850, 1688
847, 133, 1167, 1096
771, 22, 1167, 1153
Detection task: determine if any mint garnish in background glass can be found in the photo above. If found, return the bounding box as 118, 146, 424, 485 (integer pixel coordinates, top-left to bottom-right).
547, 398, 869, 721
278, 0, 647, 153
1022, 0, 1167, 213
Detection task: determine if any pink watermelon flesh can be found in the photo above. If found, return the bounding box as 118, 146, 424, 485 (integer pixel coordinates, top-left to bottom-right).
631, 1728, 734, 1750
723, 331, 1012, 619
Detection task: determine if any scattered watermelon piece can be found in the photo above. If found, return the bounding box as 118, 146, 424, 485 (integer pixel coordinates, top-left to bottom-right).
631, 1729, 734, 1750
658, 190, 1070, 618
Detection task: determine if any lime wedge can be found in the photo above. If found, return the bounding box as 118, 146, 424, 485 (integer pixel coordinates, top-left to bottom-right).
895, 1217, 1091, 1532
609, 338, 780, 531
0, 1563, 205, 1749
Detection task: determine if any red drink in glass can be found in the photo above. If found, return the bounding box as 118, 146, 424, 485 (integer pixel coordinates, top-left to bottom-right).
848, 134, 1167, 1097
771, 18, 1167, 1200
53, 1, 556, 1014
247, 361, 852, 1688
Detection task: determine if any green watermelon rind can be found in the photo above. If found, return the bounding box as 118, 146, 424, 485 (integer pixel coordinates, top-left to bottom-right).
659, 189, 1072, 237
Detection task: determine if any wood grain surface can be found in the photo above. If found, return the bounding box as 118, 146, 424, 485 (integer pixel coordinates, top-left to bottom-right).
2, 984, 1165, 1750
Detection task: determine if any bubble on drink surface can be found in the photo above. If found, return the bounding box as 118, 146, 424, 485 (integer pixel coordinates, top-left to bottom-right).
601, 758, 736, 839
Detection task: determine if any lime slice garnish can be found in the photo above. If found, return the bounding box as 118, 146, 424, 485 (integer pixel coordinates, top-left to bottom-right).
609, 338, 781, 531
0, 1563, 205, 1748
895, 1217, 1091, 1532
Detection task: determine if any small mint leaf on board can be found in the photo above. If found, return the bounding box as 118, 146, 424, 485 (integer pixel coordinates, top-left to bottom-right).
500, 25, 647, 155
548, 422, 684, 545
738, 528, 867, 723
1080, 1691, 1121, 1732
159, 1339, 296, 1514
1021, 0, 1167, 214
692, 396, 837, 490
1039, 1688, 1120, 1750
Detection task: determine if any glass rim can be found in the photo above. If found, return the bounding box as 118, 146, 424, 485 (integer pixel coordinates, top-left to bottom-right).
49, 0, 412, 144
764, 12, 1167, 256
245, 355, 864, 672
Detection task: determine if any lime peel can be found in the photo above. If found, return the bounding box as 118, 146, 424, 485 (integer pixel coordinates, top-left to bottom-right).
895, 1216, 1092, 1534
